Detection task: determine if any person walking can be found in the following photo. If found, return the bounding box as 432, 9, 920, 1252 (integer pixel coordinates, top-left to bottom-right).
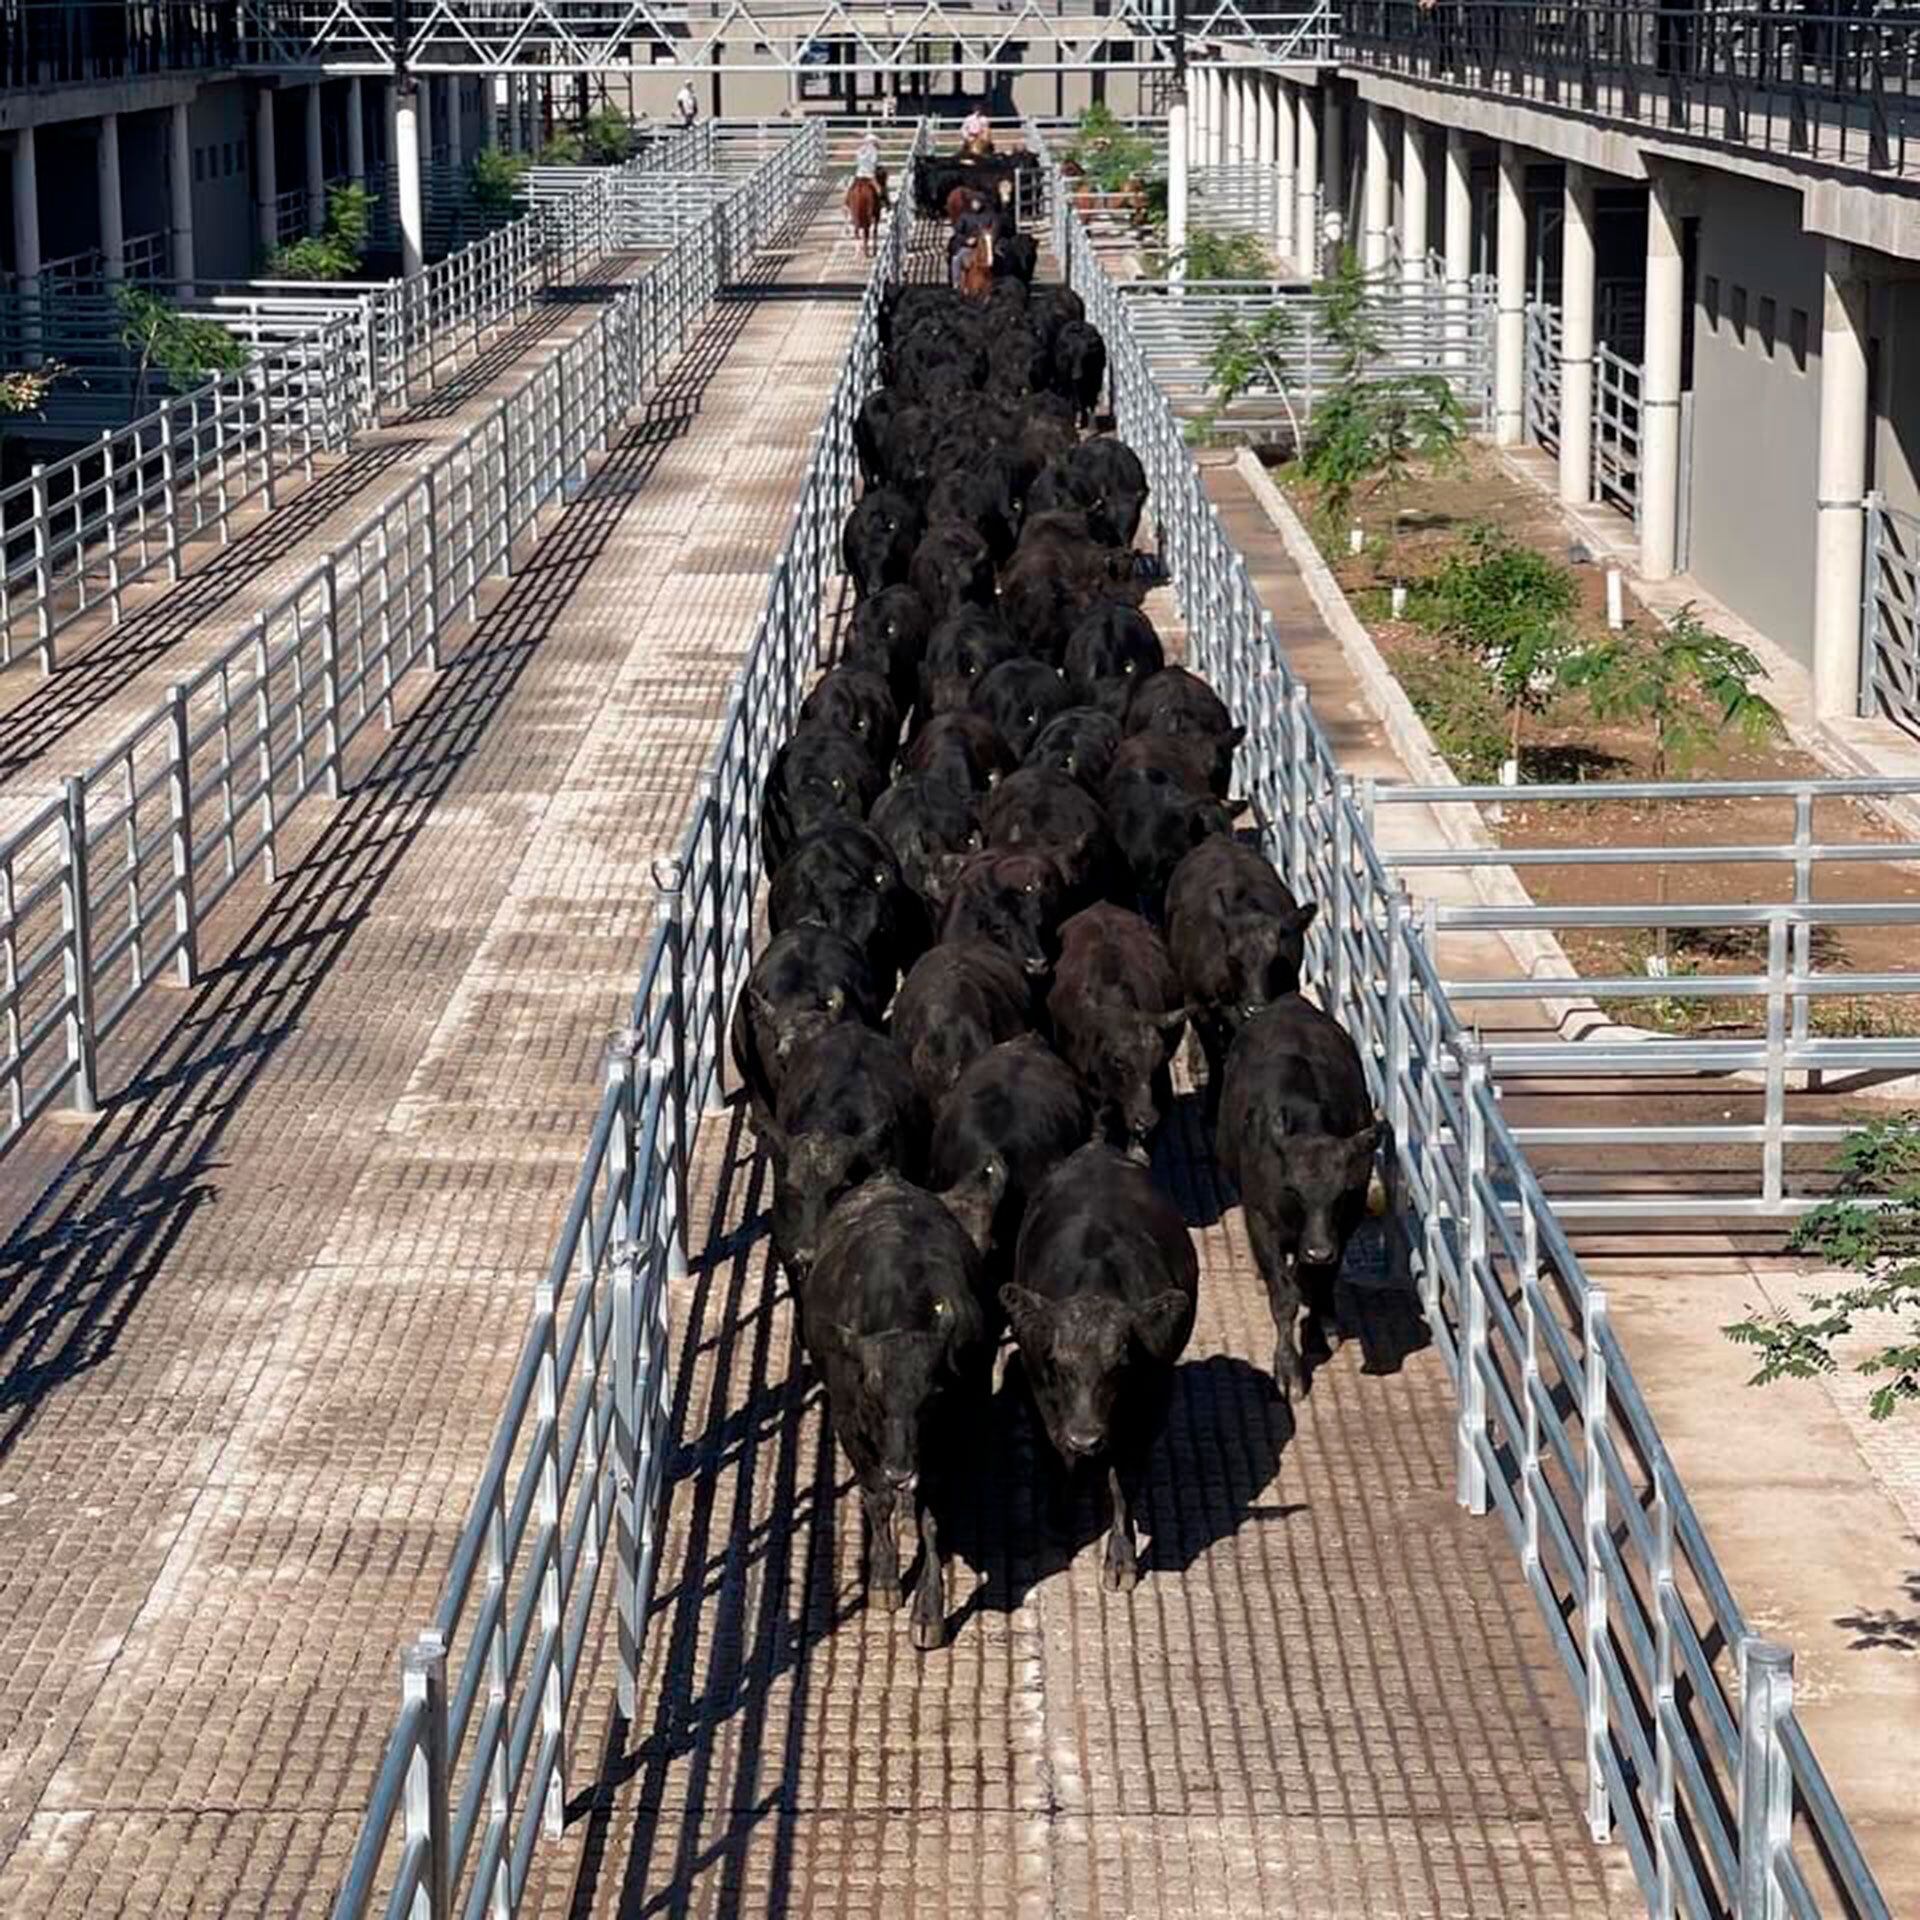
675, 80, 699, 127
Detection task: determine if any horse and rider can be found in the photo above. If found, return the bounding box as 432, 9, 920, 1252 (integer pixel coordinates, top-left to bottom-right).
845, 129, 890, 256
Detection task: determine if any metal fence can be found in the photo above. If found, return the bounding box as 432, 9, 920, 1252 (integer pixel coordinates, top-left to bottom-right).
1861, 490, 1920, 738
1035, 131, 1892, 1920
1116, 276, 1495, 441
0, 123, 823, 1174
1522, 299, 1643, 519
327, 118, 919, 1920
1365, 774, 1920, 1217
0, 316, 362, 676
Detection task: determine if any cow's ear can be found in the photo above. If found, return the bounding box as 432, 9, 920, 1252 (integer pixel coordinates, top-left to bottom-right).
748, 985, 780, 1029
1225, 725, 1248, 750
1347, 1122, 1382, 1165
1224, 796, 1252, 822
1153, 1006, 1192, 1038
999, 1284, 1052, 1351
1287, 899, 1320, 934
1132, 1288, 1191, 1363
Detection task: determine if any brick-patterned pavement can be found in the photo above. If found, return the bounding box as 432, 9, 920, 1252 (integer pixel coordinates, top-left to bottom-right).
0, 187, 869, 1917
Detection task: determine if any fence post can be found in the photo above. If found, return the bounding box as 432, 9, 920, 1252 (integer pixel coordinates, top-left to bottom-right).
422, 469, 443, 674
1330, 772, 1355, 1017
1581, 1286, 1614, 1842
101, 428, 123, 628
253, 630, 278, 884
1455, 1034, 1489, 1514
534, 1269, 569, 1839
30, 461, 53, 675
1736, 1639, 1793, 1920
166, 683, 198, 987
1762, 914, 1788, 1207
1383, 884, 1412, 1277
321, 560, 343, 800
653, 858, 690, 1229
1858, 489, 1882, 720
161, 400, 183, 585
59, 776, 100, 1117
1652, 1470, 1678, 1920
401, 1631, 452, 1920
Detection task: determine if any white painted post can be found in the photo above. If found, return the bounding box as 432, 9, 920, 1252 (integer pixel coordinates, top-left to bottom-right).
1443, 126, 1472, 367
1737, 1639, 1795, 1920
346, 75, 366, 187
1255, 74, 1276, 244
1208, 67, 1225, 168
1294, 88, 1319, 281
1274, 79, 1296, 266
393, 78, 424, 279
96, 112, 125, 283
1362, 101, 1392, 276
1640, 169, 1686, 579
255, 85, 279, 259
304, 80, 325, 233
1813, 240, 1870, 720
1495, 140, 1527, 447
1400, 110, 1428, 294
168, 102, 195, 293
1167, 85, 1190, 287
13, 127, 41, 361
1561, 163, 1597, 503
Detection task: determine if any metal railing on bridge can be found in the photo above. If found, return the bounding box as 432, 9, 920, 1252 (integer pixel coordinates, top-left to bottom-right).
0, 123, 822, 1179
1033, 136, 1891, 1918
327, 118, 915, 1920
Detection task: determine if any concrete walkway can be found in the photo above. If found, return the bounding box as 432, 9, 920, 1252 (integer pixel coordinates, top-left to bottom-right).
1211, 458, 1920, 1915
0, 186, 871, 1917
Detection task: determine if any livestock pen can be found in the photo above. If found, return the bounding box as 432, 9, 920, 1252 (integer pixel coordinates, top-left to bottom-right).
325, 132, 1892, 1920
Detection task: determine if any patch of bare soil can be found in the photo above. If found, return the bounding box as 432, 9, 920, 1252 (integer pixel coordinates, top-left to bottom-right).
1269, 444, 1920, 1038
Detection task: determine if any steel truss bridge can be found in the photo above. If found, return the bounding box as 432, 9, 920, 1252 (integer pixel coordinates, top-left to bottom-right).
234, 0, 1335, 75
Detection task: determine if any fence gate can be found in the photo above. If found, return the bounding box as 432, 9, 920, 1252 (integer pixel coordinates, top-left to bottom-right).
1524, 299, 1561, 451
1862, 490, 1920, 735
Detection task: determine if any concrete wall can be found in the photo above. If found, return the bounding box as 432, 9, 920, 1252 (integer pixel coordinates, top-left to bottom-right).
186, 80, 256, 281
1873, 280, 1920, 524
1687, 171, 1824, 667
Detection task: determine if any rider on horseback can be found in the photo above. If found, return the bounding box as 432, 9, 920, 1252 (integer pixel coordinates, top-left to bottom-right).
854, 130, 888, 209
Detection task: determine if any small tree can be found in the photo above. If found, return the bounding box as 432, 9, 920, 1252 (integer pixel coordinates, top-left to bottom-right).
1562, 606, 1783, 958
267, 183, 372, 280
1195, 303, 1298, 445
468, 146, 529, 222
0, 363, 66, 414
1407, 524, 1582, 770
1156, 225, 1273, 283
115, 287, 248, 411
583, 106, 633, 164
1066, 103, 1156, 192
1726, 1111, 1920, 1422
537, 129, 585, 166
1296, 249, 1464, 574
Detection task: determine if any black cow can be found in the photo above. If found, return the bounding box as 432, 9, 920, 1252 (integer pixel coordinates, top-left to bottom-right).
1166, 836, 1317, 1110
1030, 439, 1148, 548
1047, 904, 1187, 1151
842, 487, 924, 599
910, 520, 998, 616
927, 465, 1020, 564
761, 726, 887, 873
969, 657, 1072, 762
1050, 319, 1108, 425
797, 667, 900, 776
940, 849, 1073, 980
982, 765, 1124, 910
1064, 605, 1164, 719
900, 710, 1017, 796
929, 1034, 1091, 1267
919, 608, 1025, 721
731, 926, 882, 1147
1004, 1143, 1197, 1591
854, 391, 897, 489
767, 822, 920, 995
1216, 994, 1381, 1402
1025, 706, 1122, 791
891, 938, 1034, 1108
869, 773, 984, 916
801, 1172, 993, 1648
1103, 764, 1242, 916
772, 1025, 928, 1281
1124, 665, 1245, 795
845, 586, 932, 716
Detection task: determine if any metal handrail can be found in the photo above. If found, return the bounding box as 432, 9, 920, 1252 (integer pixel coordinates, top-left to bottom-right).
1029, 119, 1892, 1918
326, 114, 909, 1920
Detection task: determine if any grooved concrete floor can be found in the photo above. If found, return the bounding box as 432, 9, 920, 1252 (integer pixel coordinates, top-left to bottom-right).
0, 186, 868, 1917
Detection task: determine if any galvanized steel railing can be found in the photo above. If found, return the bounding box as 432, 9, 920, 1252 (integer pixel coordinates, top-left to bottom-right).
0, 124, 822, 1173
1860, 490, 1920, 738
1037, 134, 1892, 1919
326, 119, 919, 1920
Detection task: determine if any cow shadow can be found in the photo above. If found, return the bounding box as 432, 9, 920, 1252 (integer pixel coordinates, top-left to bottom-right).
938, 1348, 1295, 1631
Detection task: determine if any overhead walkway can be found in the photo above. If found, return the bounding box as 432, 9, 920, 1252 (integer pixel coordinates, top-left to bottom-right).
0, 171, 878, 1918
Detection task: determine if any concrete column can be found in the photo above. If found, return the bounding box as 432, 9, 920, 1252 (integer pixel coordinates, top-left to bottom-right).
1274, 79, 1296, 265
11, 126, 40, 357
1209, 68, 1226, 168
1256, 75, 1275, 247
96, 111, 125, 281
168, 101, 194, 290
417, 68, 435, 226
1230, 71, 1246, 167
1494, 141, 1527, 446
255, 86, 279, 258
442, 77, 463, 176
1813, 243, 1871, 718
1322, 83, 1344, 218
1639, 169, 1685, 579
1362, 101, 1393, 277
304, 80, 325, 232
393, 77, 424, 278
1559, 164, 1597, 504
1399, 111, 1428, 293
1294, 88, 1319, 280
1167, 85, 1190, 284
346, 75, 366, 186
480, 76, 497, 150
1443, 126, 1472, 366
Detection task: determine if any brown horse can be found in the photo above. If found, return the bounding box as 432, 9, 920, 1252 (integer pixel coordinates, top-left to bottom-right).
952, 232, 994, 301
846, 176, 883, 256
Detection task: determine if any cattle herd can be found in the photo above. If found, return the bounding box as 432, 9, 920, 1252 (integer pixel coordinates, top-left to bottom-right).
731, 156, 1386, 1652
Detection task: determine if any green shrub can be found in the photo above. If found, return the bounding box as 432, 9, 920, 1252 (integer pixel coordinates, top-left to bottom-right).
468, 146, 528, 220
115, 286, 247, 408
1065, 103, 1156, 193
583, 106, 633, 164
266, 183, 371, 280
538, 130, 585, 166
1169, 226, 1274, 282
1386, 643, 1509, 783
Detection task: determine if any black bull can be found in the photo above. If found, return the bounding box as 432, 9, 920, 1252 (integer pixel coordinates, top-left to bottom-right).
913, 150, 1041, 221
